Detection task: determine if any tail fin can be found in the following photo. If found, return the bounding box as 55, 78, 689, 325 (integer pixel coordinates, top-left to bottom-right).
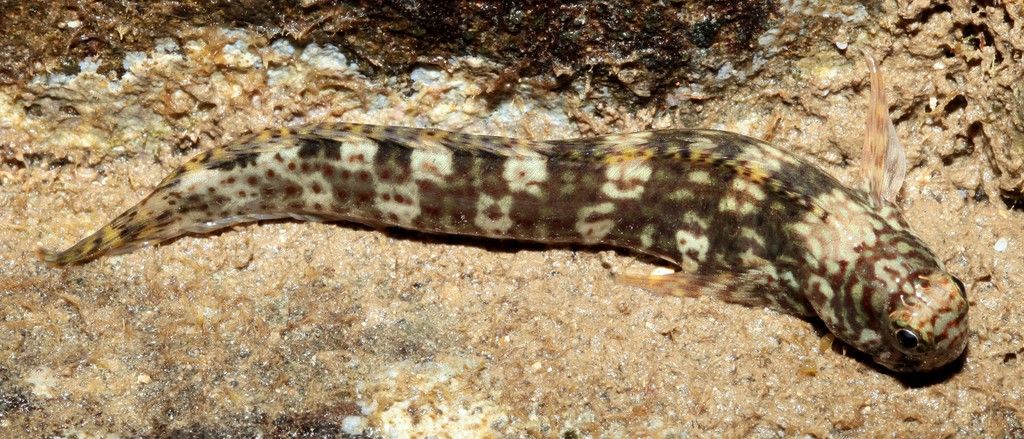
35, 205, 156, 267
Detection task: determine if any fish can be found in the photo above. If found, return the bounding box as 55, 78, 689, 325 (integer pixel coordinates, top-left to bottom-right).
36, 54, 969, 372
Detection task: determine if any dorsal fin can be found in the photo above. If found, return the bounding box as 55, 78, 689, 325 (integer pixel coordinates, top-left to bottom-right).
860, 52, 906, 204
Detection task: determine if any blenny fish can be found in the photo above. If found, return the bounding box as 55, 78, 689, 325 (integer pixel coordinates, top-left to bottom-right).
37, 55, 968, 372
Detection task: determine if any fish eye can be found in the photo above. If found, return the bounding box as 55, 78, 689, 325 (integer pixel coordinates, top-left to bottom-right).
951, 276, 967, 299
895, 328, 920, 350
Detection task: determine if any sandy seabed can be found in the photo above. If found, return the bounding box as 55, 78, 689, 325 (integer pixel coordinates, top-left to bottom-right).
2, 1, 1024, 437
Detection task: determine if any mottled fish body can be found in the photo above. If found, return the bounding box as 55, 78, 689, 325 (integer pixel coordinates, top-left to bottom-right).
38, 56, 968, 372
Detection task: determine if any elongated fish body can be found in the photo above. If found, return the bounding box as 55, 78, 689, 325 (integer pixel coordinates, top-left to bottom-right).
38, 56, 969, 372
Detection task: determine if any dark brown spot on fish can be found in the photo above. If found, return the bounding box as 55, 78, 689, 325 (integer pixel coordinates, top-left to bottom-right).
297, 136, 343, 161
155, 210, 173, 223
209, 152, 258, 171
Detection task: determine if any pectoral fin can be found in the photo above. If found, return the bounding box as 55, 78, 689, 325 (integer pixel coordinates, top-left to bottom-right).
616, 267, 775, 309
860, 52, 906, 204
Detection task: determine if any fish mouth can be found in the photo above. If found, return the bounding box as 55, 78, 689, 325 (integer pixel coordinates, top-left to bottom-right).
875, 342, 967, 373
878, 359, 923, 373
